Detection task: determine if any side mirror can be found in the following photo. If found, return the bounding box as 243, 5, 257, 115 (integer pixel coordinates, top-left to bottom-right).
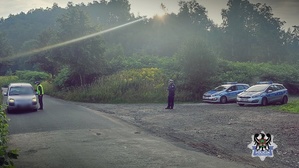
3, 92, 8, 96
267, 90, 273, 93
227, 90, 232, 92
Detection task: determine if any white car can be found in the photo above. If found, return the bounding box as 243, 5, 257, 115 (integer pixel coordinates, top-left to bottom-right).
237, 81, 288, 106
4, 83, 38, 112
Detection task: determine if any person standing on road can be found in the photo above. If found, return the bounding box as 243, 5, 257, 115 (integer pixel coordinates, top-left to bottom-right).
165, 79, 176, 109
35, 81, 44, 110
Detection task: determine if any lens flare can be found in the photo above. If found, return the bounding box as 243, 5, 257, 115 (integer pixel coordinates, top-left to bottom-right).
0, 17, 145, 62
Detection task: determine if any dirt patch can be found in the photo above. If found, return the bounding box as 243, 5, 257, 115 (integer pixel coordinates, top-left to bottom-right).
77, 102, 299, 168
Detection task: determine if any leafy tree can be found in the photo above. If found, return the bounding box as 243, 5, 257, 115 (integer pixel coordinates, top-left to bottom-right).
55, 7, 106, 86
29, 29, 61, 76
178, 0, 212, 30
178, 38, 217, 99
221, 0, 256, 61
252, 3, 286, 62
107, 0, 132, 24
0, 32, 13, 75
221, 0, 286, 62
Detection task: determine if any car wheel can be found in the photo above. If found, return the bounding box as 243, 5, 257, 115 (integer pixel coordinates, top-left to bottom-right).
281, 96, 288, 105
238, 104, 244, 106
220, 96, 227, 104
261, 97, 268, 106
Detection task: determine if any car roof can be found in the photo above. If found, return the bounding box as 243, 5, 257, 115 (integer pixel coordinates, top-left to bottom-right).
9, 83, 33, 87
255, 83, 283, 86
222, 83, 249, 86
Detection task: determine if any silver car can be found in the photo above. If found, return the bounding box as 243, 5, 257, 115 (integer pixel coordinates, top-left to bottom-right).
202, 82, 249, 103
4, 83, 38, 112
237, 82, 288, 106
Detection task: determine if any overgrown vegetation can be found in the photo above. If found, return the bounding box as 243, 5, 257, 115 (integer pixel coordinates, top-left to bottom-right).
0, 76, 18, 88
0, 105, 18, 167
47, 68, 170, 103
40, 61, 299, 104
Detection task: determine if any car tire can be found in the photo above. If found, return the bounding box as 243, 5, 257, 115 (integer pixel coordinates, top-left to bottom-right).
261, 97, 268, 106
220, 96, 227, 104
238, 104, 244, 106
281, 96, 288, 105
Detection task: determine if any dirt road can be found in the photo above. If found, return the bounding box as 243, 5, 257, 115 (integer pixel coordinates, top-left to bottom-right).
78, 102, 299, 168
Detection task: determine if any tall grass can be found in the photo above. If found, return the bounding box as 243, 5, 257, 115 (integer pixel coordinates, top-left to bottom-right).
46, 68, 171, 103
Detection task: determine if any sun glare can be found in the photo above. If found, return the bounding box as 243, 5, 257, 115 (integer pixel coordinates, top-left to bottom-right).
0, 17, 146, 62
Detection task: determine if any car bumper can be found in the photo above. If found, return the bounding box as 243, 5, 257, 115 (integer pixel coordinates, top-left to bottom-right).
236, 97, 262, 105
7, 103, 38, 111
202, 96, 221, 103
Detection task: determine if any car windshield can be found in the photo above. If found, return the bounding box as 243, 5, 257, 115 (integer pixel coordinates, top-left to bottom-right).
9, 86, 34, 95
213, 85, 229, 91
246, 84, 269, 92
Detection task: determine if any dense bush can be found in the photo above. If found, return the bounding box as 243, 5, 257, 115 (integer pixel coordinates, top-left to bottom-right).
0, 105, 18, 167
213, 60, 299, 94
0, 76, 18, 88
15, 70, 50, 84
52, 66, 70, 89
47, 68, 174, 103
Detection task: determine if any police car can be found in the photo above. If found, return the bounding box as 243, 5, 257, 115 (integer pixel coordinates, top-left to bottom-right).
202, 82, 249, 104
237, 81, 288, 106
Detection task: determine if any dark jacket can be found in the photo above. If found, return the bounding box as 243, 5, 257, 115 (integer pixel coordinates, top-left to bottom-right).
168, 83, 176, 97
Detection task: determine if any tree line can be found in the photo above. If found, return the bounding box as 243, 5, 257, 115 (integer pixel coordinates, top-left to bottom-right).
0, 0, 298, 98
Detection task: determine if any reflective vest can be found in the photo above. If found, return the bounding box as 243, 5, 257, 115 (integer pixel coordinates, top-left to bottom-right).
37, 84, 44, 95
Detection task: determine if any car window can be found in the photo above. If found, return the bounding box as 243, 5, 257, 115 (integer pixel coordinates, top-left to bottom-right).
237, 85, 245, 90
9, 86, 34, 95
227, 86, 236, 91
275, 85, 284, 90
267, 85, 277, 92
213, 85, 228, 91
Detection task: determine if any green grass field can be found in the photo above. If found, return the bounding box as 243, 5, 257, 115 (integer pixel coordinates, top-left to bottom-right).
276, 96, 299, 113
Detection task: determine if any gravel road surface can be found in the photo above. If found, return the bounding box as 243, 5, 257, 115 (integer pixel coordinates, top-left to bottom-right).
77, 102, 299, 168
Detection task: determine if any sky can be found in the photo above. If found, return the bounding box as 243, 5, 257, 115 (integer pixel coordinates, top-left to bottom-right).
0, 0, 298, 29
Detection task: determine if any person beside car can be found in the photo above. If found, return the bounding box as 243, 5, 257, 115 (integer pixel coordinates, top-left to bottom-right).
35, 81, 44, 110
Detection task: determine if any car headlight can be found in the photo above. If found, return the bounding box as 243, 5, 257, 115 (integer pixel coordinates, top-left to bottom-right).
9, 98, 15, 103
32, 97, 37, 102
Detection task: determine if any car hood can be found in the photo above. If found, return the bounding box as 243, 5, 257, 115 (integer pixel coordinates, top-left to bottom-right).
238, 91, 263, 97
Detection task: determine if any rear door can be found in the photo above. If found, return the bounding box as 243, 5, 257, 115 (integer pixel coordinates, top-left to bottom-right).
266, 85, 278, 103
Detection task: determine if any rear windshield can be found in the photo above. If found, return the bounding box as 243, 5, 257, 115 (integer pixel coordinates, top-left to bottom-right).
9, 86, 34, 95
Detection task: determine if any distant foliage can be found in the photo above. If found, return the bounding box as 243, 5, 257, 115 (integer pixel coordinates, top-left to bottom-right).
48, 68, 169, 103
177, 38, 218, 100
15, 70, 50, 83
52, 66, 70, 89
0, 76, 18, 87
212, 60, 299, 94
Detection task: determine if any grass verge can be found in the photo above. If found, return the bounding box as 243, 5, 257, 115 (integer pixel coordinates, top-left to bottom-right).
277, 100, 299, 113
